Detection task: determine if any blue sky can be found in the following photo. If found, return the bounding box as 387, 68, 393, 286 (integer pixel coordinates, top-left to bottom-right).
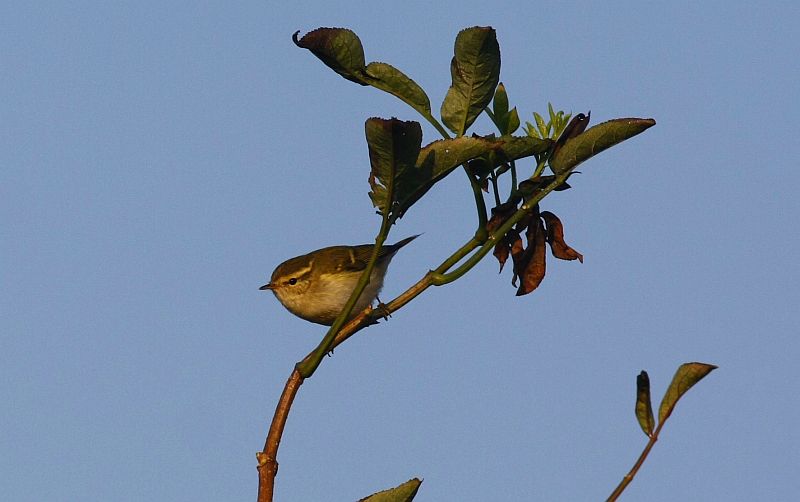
2, 1, 798, 500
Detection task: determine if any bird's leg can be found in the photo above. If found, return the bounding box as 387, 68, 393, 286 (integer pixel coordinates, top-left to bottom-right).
374, 296, 392, 321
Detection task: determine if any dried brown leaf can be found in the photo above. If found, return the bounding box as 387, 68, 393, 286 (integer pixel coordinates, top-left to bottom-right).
493, 238, 510, 273
557, 112, 591, 144
541, 211, 584, 263
515, 216, 547, 295
513, 210, 534, 234
510, 233, 525, 286
486, 200, 519, 234
517, 175, 571, 197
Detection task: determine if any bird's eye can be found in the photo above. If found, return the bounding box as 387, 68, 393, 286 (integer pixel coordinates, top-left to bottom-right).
288, 278, 298, 285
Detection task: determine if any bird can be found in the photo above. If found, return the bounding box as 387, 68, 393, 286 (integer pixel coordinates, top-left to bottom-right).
260, 235, 418, 325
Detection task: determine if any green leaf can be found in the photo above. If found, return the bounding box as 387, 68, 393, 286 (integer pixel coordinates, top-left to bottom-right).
441, 26, 501, 136
533, 112, 548, 138
295, 29, 433, 121
484, 108, 499, 133
401, 136, 499, 218
469, 135, 553, 182
507, 107, 520, 134
658, 362, 718, 424
292, 28, 367, 84
524, 121, 538, 138
551, 111, 572, 139
359, 478, 422, 502
366, 118, 423, 217
463, 135, 551, 179
366, 119, 497, 221
549, 117, 657, 174
364, 62, 432, 117
488, 86, 519, 136
493, 82, 509, 122
635, 371, 655, 437
495, 135, 552, 161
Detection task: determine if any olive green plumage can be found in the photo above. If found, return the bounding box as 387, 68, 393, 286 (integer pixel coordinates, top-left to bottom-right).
261, 235, 418, 325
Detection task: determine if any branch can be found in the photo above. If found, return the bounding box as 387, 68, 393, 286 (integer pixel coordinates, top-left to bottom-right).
296, 213, 392, 378
607, 362, 716, 501
606, 420, 664, 502
257, 369, 303, 502
256, 167, 574, 501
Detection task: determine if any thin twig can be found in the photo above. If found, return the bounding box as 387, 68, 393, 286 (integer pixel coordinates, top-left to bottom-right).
256, 171, 571, 502
296, 207, 393, 378
257, 369, 304, 502
606, 420, 666, 501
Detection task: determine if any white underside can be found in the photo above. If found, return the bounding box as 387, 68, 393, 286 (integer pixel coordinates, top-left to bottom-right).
280, 266, 387, 325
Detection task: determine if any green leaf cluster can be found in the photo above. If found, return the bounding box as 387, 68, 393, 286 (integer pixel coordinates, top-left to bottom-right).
486, 83, 521, 135
295, 26, 654, 226
635, 363, 717, 437
293, 28, 434, 127
525, 103, 573, 140
284, 26, 674, 502
366, 118, 505, 223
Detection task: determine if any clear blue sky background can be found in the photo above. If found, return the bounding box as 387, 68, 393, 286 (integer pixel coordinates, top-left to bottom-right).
3, 2, 798, 501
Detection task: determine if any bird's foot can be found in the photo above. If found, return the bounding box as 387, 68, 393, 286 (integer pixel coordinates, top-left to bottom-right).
374, 297, 392, 321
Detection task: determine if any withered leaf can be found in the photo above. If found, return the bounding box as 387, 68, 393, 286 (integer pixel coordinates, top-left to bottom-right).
559, 112, 592, 143
511, 205, 538, 284
513, 209, 535, 234
493, 231, 520, 273
510, 233, 525, 286
517, 175, 572, 197
467, 157, 492, 178
541, 211, 584, 263
515, 214, 547, 295
486, 200, 519, 234
495, 162, 512, 176
493, 240, 509, 272
550, 111, 591, 160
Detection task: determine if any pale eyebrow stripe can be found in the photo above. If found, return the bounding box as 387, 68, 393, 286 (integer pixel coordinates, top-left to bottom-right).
289, 264, 313, 279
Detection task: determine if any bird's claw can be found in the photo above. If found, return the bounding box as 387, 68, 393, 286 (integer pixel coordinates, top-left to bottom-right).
374, 297, 392, 321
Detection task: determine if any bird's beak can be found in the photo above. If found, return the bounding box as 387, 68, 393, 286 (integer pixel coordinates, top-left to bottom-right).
259, 283, 275, 291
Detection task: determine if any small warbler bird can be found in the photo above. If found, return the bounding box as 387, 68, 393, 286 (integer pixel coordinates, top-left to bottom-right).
260, 235, 418, 325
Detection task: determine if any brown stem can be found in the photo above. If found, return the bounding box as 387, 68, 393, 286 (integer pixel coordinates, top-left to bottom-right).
324, 273, 433, 350
606, 420, 665, 501
255, 274, 434, 502
254, 199, 544, 500
257, 369, 303, 502
254, 312, 386, 501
